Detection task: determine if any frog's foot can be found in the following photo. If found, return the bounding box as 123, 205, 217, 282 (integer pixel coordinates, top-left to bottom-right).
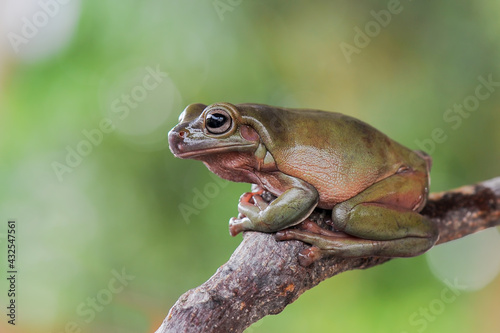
275, 229, 370, 266
229, 193, 269, 236
275, 228, 340, 266
231, 178, 319, 237
274, 220, 352, 266
275, 228, 436, 266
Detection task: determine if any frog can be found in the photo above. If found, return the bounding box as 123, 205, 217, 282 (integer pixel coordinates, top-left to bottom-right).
168, 102, 439, 266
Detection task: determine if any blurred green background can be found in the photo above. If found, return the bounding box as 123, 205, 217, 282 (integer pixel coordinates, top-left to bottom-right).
1, 0, 499, 332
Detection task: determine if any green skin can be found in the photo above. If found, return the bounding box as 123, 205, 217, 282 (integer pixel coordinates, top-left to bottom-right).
168, 102, 439, 266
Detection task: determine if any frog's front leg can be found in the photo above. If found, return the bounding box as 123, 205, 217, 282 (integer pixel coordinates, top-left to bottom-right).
229, 174, 319, 236
276, 170, 439, 263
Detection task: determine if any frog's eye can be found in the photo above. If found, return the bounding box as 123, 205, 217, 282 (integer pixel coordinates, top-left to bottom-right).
205, 109, 232, 134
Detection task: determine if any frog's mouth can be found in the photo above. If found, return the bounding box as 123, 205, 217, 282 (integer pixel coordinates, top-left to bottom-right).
171, 143, 258, 159
168, 125, 259, 159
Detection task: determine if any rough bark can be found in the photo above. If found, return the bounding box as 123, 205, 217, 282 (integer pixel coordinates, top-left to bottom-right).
156, 177, 500, 333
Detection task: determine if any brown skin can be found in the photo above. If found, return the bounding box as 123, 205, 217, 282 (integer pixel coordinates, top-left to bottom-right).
169, 102, 439, 266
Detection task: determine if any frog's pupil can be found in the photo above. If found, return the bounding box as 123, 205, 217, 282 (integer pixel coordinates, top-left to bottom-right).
207, 113, 226, 128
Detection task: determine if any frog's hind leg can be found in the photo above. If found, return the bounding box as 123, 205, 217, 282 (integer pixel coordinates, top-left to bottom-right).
275, 170, 439, 265
276, 221, 436, 266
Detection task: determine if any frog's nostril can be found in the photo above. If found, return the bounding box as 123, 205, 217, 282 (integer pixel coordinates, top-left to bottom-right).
179, 130, 187, 138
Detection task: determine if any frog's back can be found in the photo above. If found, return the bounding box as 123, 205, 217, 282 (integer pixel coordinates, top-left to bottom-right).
239, 104, 421, 208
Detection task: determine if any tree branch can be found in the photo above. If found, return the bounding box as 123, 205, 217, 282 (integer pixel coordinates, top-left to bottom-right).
156, 177, 500, 333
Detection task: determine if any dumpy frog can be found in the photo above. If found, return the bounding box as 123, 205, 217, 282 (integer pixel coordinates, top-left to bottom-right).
168, 103, 438, 266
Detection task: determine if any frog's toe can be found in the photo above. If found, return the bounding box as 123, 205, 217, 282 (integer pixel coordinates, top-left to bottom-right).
229, 217, 244, 236
275, 229, 319, 243
297, 219, 320, 232
274, 229, 294, 241
239, 192, 255, 204
298, 246, 323, 267
237, 201, 260, 220
298, 220, 350, 238
229, 217, 254, 236
252, 194, 269, 210
239, 186, 265, 205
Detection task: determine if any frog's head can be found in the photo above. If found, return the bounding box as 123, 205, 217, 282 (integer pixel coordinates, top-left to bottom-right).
168, 103, 261, 161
